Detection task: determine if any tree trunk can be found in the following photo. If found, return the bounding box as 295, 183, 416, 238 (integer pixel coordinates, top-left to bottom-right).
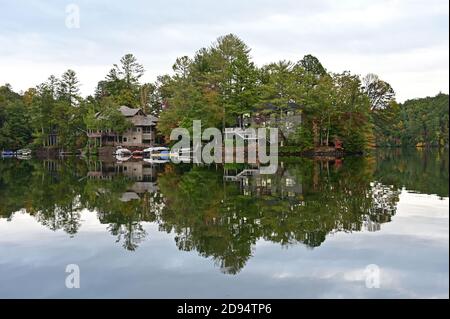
42, 127, 45, 147
326, 114, 331, 146
312, 120, 319, 147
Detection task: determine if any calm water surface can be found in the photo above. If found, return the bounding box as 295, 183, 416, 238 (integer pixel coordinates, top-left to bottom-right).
0, 149, 448, 298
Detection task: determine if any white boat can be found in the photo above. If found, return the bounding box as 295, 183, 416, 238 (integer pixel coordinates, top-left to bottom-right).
114, 146, 132, 161
16, 148, 32, 156
17, 154, 32, 160
114, 146, 132, 156
143, 147, 192, 162
143, 147, 170, 158
116, 154, 132, 162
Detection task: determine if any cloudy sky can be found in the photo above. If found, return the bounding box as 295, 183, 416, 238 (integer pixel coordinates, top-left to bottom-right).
0, 0, 448, 102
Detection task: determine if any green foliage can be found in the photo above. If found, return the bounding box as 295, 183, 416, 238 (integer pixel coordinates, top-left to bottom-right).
0, 84, 33, 149
97, 53, 145, 107
259, 60, 297, 108
298, 54, 327, 76
332, 72, 372, 152
84, 97, 132, 134
157, 34, 259, 137
257, 56, 372, 151
30, 71, 85, 150
287, 126, 314, 150
58, 69, 81, 106
1, 36, 448, 153
0, 70, 85, 151
372, 100, 403, 146
373, 93, 449, 147
0, 99, 32, 149
362, 73, 395, 111
400, 93, 449, 147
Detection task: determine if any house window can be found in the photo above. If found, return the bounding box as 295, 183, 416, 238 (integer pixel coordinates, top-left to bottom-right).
143, 126, 152, 134
123, 137, 128, 142
286, 178, 295, 187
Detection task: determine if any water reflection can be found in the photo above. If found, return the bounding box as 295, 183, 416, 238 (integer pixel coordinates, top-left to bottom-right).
0, 149, 448, 274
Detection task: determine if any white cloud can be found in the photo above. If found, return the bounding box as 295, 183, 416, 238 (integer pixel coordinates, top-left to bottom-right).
0, 0, 448, 101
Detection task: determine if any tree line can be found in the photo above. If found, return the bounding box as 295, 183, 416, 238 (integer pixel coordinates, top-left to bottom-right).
0, 34, 448, 152
373, 93, 449, 147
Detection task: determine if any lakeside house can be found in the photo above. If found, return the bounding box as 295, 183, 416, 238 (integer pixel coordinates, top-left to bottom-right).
87, 106, 159, 148
225, 101, 344, 151
224, 102, 305, 145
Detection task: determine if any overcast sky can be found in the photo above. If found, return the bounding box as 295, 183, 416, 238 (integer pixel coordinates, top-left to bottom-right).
0, 0, 448, 102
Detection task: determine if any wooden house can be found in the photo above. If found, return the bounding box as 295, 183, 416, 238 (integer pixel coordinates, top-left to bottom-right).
87, 106, 159, 148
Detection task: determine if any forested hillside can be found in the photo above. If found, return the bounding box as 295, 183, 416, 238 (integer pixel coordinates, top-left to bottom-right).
373, 93, 449, 147
0, 34, 448, 152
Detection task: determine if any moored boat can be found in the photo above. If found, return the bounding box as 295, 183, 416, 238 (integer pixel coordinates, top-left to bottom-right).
1, 150, 15, 157
143, 147, 170, 159
114, 146, 132, 156
116, 154, 132, 162
143, 146, 192, 162
16, 148, 32, 156
132, 150, 143, 159
114, 146, 132, 162
17, 154, 32, 160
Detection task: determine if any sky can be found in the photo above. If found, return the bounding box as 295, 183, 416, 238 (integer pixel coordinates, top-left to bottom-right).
0, 0, 448, 102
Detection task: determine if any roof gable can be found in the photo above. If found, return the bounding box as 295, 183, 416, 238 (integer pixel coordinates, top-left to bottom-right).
119, 105, 145, 117
95, 105, 159, 125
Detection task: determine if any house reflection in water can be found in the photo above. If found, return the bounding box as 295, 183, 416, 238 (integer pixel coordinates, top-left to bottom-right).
224, 164, 305, 206
87, 159, 161, 200
223, 160, 400, 235
85, 159, 166, 251
0, 154, 409, 270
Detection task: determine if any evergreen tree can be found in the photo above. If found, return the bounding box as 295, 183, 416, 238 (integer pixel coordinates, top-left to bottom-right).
58, 69, 80, 106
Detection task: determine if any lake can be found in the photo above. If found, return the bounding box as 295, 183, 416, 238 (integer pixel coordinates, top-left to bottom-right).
0, 149, 448, 298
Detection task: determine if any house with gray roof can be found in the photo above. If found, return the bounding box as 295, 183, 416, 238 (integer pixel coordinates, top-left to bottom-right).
87, 106, 159, 148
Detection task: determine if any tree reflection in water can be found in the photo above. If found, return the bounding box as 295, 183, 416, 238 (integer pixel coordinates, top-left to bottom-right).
0, 149, 447, 274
